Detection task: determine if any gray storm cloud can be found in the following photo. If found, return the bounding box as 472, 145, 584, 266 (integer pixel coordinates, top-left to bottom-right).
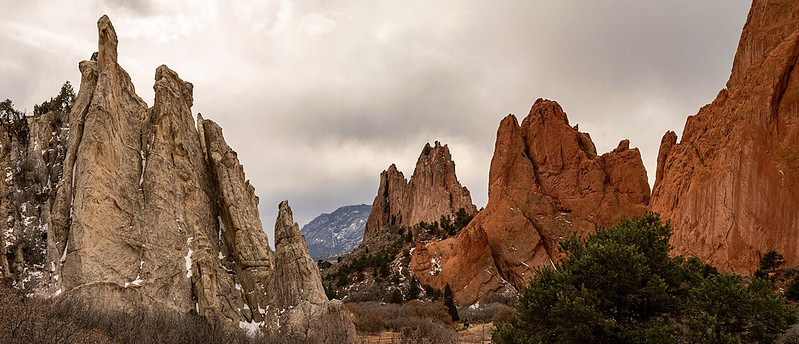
0, 0, 751, 246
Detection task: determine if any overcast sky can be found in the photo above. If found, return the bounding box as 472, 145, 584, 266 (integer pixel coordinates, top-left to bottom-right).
0, 0, 752, 245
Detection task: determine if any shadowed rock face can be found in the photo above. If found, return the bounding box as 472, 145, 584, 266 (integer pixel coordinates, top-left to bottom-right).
652, 0, 799, 272
362, 141, 477, 244
411, 99, 650, 305
0, 15, 355, 341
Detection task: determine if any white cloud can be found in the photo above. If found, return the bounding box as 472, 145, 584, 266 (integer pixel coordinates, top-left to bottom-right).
231, 0, 293, 34
299, 13, 337, 37
0, 0, 753, 234
105, 0, 219, 42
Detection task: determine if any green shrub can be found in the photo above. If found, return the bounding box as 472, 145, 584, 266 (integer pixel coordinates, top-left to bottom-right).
408, 278, 421, 300
493, 213, 797, 344
444, 283, 459, 322
761, 250, 786, 272
787, 276, 799, 301
33, 81, 75, 116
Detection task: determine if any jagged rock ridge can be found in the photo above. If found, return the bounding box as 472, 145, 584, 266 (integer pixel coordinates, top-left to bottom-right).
651, 0, 799, 272
362, 141, 477, 245
0, 15, 355, 341
411, 99, 650, 304
301, 204, 371, 260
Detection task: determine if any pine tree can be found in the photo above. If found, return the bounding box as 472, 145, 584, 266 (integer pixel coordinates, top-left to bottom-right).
408, 278, 421, 300
444, 283, 459, 322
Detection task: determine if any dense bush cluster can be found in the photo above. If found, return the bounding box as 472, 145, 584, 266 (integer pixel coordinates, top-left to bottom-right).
346, 300, 457, 343
418, 208, 474, 239
494, 213, 798, 344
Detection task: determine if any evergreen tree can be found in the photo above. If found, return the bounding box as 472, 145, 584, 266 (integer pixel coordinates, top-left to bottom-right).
444, 283, 459, 322
33, 81, 75, 116
390, 289, 403, 304
787, 276, 799, 301
408, 278, 421, 300
493, 213, 797, 344
760, 250, 786, 272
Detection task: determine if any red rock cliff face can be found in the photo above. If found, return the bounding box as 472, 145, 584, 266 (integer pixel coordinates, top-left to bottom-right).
411, 99, 650, 304
651, 0, 799, 273
362, 142, 477, 244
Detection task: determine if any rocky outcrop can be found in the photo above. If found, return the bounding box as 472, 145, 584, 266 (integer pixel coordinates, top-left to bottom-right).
0, 109, 69, 287
411, 99, 650, 304
270, 201, 356, 341
362, 141, 477, 244
651, 0, 799, 272
0, 15, 355, 340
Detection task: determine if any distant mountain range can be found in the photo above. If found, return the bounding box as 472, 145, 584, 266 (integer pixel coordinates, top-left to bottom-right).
301, 204, 371, 260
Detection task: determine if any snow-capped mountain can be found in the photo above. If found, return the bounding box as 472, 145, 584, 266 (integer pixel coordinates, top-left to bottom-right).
301, 204, 371, 260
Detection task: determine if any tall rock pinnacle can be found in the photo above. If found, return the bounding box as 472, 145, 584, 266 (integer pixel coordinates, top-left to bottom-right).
411, 99, 650, 304
97, 15, 117, 74
0, 15, 356, 341
362, 142, 477, 245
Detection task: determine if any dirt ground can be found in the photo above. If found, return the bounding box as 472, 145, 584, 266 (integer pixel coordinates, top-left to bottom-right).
357, 322, 494, 344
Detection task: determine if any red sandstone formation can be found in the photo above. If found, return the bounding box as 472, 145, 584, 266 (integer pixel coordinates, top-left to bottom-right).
411, 99, 650, 304
362, 141, 477, 245
651, 0, 799, 272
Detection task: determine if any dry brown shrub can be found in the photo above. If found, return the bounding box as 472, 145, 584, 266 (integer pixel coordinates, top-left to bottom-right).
458, 302, 516, 324
405, 300, 452, 326
392, 317, 457, 344
0, 281, 264, 344
347, 300, 459, 343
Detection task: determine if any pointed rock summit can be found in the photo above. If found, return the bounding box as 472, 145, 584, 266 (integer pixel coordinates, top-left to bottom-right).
362, 141, 477, 244
0, 15, 355, 341
652, 0, 799, 272
411, 99, 650, 304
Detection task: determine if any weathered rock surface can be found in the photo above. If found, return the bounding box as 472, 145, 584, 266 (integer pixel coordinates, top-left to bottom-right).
270, 201, 356, 341
651, 0, 799, 272
362, 141, 477, 244
0, 15, 356, 340
0, 108, 69, 288
411, 99, 650, 304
